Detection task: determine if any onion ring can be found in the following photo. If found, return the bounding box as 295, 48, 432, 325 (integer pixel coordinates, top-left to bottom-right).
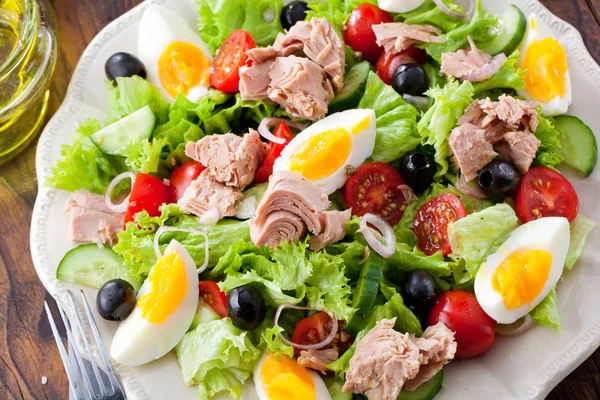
274, 304, 338, 350
359, 213, 396, 258
496, 315, 533, 336
104, 172, 135, 213
455, 172, 488, 200
463, 54, 507, 82
153, 226, 210, 274
433, 0, 474, 21
258, 117, 307, 144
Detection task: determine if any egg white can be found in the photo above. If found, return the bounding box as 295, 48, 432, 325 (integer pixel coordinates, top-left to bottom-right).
110, 240, 199, 366
137, 4, 213, 102
253, 353, 332, 400
273, 109, 376, 195
517, 14, 572, 116
474, 217, 570, 324
377, 0, 426, 13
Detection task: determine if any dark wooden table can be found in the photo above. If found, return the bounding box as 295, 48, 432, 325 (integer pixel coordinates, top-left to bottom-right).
1, 0, 599, 398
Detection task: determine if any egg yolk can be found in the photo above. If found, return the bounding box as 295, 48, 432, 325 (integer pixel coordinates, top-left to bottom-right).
138, 252, 187, 324
260, 354, 315, 400
492, 249, 552, 309
289, 128, 352, 180
522, 37, 568, 103
158, 41, 210, 98
351, 115, 371, 135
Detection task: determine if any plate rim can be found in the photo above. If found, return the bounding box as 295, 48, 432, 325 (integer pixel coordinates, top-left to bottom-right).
30, 0, 600, 399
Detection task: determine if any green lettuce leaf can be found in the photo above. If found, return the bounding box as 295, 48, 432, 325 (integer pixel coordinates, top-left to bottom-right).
107, 76, 169, 124
358, 72, 421, 163
472, 51, 526, 95
113, 204, 251, 279
197, 0, 283, 54
418, 80, 475, 178
46, 119, 128, 194
447, 203, 519, 285
175, 318, 261, 399
534, 114, 564, 169
398, 0, 464, 32
530, 287, 561, 331
306, 0, 376, 33
258, 324, 295, 358
566, 214, 596, 270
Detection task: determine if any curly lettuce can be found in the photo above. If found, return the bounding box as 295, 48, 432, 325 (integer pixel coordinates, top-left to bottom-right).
534, 113, 564, 169
530, 287, 561, 331
306, 0, 376, 33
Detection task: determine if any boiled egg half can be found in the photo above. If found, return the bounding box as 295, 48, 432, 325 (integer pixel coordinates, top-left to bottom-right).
518, 14, 572, 116
137, 4, 213, 102
377, 0, 426, 13
474, 217, 570, 324
110, 240, 199, 366
273, 109, 376, 195
253, 353, 332, 400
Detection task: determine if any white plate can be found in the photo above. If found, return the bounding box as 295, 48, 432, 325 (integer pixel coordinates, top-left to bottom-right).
30, 0, 600, 399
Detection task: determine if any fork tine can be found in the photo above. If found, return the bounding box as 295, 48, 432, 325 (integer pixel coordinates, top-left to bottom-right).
66, 290, 110, 396
44, 301, 86, 400
79, 290, 124, 392
55, 295, 95, 400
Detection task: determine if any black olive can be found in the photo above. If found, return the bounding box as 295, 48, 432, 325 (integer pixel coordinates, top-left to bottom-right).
280, 1, 308, 30
478, 160, 521, 197
226, 285, 266, 330
96, 279, 136, 321
398, 151, 436, 193
402, 270, 438, 313
105, 52, 146, 82
391, 64, 428, 96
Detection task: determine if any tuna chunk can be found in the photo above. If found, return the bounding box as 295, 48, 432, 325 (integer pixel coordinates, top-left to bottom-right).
297, 349, 339, 374
281, 18, 346, 90
239, 59, 273, 101
177, 170, 242, 220
373, 23, 444, 54
441, 36, 507, 82
448, 122, 497, 181
309, 209, 352, 252
268, 56, 334, 120
479, 94, 539, 133
65, 190, 124, 246
185, 130, 266, 190
343, 318, 421, 400
404, 323, 457, 391
503, 130, 541, 174
250, 171, 331, 248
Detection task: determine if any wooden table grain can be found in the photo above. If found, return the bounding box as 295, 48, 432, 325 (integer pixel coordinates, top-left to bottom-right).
0, 0, 599, 398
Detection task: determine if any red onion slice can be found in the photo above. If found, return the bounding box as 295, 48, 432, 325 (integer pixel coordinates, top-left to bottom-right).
455, 173, 488, 200
398, 184, 417, 203
274, 304, 338, 350
463, 54, 507, 82
433, 0, 474, 21
258, 117, 307, 144
105, 172, 135, 213
153, 226, 210, 273
359, 213, 396, 258
496, 315, 533, 336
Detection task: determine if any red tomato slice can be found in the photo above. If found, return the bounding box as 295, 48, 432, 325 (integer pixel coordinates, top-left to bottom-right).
516, 166, 579, 223
403, 46, 428, 64
168, 160, 206, 203
429, 291, 496, 359
414, 193, 467, 256
124, 173, 169, 224
198, 281, 228, 318
376, 51, 416, 85
210, 30, 256, 94
253, 122, 295, 183
344, 162, 408, 226
343, 3, 393, 63
291, 312, 352, 358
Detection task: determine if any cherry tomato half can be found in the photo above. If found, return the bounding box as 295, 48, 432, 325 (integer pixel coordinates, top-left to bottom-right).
376, 51, 416, 85
124, 173, 169, 224
344, 162, 408, 226
414, 193, 467, 256
210, 30, 256, 94
516, 166, 579, 223
429, 291, 496, 359
343, 3, 393, 64
198, 281, 228, 318
292, 311, 352, 358
168, 160, 206, 203
253, 122, 295, 183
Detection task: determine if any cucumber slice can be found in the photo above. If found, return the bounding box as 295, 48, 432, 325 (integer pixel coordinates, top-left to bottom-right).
90, 105, 156, 155
345, 255, 384, 336
480, 5, 527, 56
57, 244, 142, 291
323, 376, 354, 400
190, 299, 220, 331
554, 115, 598, 176
329, 61, 371, 114
398, 370, 444, 400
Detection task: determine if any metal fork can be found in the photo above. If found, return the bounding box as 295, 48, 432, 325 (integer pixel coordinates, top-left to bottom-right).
45, 290, 126, 400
